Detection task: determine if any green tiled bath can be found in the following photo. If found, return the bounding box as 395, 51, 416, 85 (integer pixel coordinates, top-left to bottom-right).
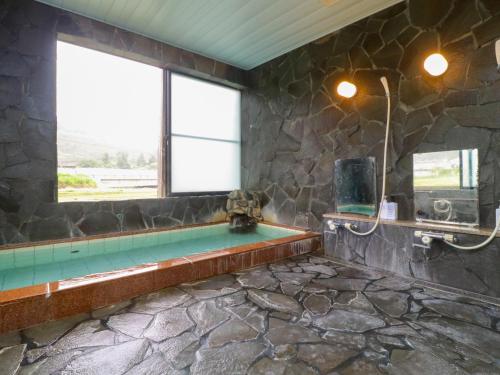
0, 224, 301, 292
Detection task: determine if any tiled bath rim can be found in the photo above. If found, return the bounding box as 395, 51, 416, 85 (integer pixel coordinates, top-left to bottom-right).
0, 222, 303, 270
0, 223, 321, 334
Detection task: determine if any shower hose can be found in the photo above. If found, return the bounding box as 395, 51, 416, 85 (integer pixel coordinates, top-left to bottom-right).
344, 76, 391, 237
344, 77, 500, 249
443, 218, 500, 250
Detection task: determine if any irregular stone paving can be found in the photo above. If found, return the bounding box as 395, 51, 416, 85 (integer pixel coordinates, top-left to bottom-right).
2, 254, 500, 374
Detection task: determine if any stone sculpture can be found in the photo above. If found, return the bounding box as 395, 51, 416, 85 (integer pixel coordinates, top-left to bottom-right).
226, 190, 263, 232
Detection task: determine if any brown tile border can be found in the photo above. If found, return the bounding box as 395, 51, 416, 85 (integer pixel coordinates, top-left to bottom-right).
0, 227, 321, 333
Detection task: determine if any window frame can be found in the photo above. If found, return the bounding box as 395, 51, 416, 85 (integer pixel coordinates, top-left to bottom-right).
55, 37, 241, 200
55, 38, 165, 203
164, 69, 242, 197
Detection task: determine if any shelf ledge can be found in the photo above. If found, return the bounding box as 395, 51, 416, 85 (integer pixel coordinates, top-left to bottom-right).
323, 212, 500, 238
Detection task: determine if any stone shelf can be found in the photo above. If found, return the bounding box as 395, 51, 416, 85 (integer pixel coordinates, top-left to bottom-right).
323, 212, 500, 238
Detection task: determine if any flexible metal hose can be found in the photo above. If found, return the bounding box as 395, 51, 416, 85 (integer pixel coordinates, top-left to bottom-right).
443, 217, 500, 250
345, 76, 390, 237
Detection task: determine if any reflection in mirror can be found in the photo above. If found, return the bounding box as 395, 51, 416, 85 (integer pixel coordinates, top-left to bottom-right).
335, 157, 377, 217
413, 149, 479, 226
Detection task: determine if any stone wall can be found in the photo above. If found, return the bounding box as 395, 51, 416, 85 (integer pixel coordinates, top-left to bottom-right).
0, 0, 244, 244
324, 218, 500, 297
242, 0, 500, 231
7, 197, 227, 243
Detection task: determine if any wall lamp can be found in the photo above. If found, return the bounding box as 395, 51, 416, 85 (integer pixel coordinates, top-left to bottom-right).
332, 42, 500, 248
336, 53, 449, 99
336, 80, 357, 98
423, 53, 448, 76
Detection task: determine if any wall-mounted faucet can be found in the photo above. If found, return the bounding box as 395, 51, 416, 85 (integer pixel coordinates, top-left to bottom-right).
413, 230, 457, 251
326, 220, 358, 233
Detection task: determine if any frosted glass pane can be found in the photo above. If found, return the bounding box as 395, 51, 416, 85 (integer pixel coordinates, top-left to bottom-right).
171, 73, 240, 141
171, 137, 240, 193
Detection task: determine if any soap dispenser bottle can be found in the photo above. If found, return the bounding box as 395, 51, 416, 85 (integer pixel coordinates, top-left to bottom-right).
381, 197, 398, 221
496, 203, 500, 228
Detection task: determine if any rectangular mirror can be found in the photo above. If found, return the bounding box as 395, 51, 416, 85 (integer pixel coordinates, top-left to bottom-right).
413, 149, 479, 226
335, 157, 377, 216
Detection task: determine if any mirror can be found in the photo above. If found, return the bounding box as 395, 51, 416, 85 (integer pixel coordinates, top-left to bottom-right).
413, 149, 479, 226
335, 157, 377, 216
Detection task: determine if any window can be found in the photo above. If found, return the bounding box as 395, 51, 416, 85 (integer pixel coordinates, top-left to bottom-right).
56, 41, 163, 202
460, 149, 478, 189
57, 41, 241, 201
168, 73, 241, 194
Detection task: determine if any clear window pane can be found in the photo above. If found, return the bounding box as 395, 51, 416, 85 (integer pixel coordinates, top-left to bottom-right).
171, 73, 240, 141
171, 136, 241, 193
56, 41, 163, 202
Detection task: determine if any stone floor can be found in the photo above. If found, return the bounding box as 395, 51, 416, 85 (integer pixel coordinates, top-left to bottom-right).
1, 254, 500, 374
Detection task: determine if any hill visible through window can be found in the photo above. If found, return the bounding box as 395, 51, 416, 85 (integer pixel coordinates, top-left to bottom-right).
56, 41, 163, 202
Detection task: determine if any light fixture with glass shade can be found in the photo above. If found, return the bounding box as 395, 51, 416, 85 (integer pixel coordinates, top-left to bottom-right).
336, 80, 357, 98
423, 53, 448, 76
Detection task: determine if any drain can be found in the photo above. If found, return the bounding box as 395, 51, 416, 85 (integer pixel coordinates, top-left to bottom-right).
70, 250, 80, 253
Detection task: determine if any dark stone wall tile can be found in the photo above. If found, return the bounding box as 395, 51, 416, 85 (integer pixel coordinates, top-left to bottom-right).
480, 0, 500, 16
324, 218, 500, 298
0, 0, 242, 244
78, 211, 121, 236
242, 0, 500, 296
473, 14, 500, 46
243, 0, 500, 230
408, 0, 453, 28
439, 0, 482, 45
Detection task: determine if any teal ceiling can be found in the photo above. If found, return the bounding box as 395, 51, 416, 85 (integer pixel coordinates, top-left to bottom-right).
37, 0, 403, 70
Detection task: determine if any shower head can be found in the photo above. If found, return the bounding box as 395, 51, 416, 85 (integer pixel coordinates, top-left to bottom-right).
380, 76, 390, 98
496, 40, 500, 71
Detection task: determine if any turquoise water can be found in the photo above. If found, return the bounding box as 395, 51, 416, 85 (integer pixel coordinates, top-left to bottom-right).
0, 224, 301, 292
337, 204, 376, 216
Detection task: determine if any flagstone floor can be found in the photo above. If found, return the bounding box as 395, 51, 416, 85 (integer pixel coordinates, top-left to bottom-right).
1, 253, 500, 374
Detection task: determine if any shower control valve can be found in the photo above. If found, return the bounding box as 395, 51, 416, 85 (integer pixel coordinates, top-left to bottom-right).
421, 234, 433, 246
326, 220, 342, 232
414, 230, 457, 244
326, 220, 358, 232
413, 231, 435, 255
